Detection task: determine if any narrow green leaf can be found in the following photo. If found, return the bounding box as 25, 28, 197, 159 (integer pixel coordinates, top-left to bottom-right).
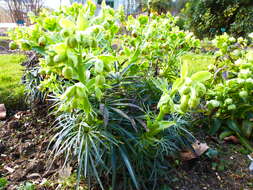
119, 147, 139, 190
242, 121, 253, 138
226, 120, 241, 134
209, 118, 221, 135
110, 107, 137, 131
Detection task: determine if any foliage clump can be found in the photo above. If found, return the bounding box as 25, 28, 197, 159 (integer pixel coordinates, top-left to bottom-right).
181, 0, 253, 38
9, 0, 253, 189
9, 1, 201, 189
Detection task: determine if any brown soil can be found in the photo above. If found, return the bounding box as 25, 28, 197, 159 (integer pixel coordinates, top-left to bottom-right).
168, 136, 253, 190
0, 105, 253, 189
0, 106, 63, 190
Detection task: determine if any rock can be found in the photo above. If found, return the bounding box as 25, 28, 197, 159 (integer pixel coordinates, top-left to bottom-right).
0, 104, 6, 120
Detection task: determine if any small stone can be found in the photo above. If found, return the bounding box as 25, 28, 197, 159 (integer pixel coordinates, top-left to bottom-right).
0, 104, 6, 120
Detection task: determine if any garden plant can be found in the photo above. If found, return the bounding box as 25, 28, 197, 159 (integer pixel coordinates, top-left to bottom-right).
8, 1, 253, 189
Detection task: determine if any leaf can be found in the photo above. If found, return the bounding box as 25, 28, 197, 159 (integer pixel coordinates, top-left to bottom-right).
237, 134, 253, 152
51, 43, 67, 54
242, 121, 253, 138
181, 62, 188, 78
120, 63, 135, 76
94, 59, 104, 73
59, 18, 75, 29
180, 140, 209, 161
119, 147, 139, 190
209, 118, 221, 135
152, 78, 169, 92
153, 121, 175, 135
98, 55, 116, 64
32, 46, 46, 56
99, 104, 109, 127
77, 11, 88, 30
67, 49, 78, 66
129, 48, 140, 63
110, 107, 137, 131
226, 120, 241, 134
191, 71, 212, 82
157, 94, 170, 108
111, 146, 117, 190
224, 135, 239, 144
95, 87, 102, 101
171, 78, 184, 96
111, 103, 144, 112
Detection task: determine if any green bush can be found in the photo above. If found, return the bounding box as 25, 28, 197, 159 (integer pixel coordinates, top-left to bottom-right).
10, 0, 253, 188
182, 0, 253, 38
9, 2, 200, 189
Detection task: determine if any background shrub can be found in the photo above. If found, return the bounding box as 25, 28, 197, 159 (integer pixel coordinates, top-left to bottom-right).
181, 0, 253, 38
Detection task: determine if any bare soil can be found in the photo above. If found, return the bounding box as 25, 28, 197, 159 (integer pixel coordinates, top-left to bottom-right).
1, 108, 253, 189
0, 106, 63, 190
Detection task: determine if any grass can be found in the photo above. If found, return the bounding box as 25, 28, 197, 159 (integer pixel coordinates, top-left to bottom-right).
180, 53, 216, 76
0, 36, 9, 40
0, 54, 27, 112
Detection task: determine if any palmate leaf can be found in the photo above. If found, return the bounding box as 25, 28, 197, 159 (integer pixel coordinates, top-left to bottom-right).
191, 71, 212, 82
59, 18, 75, 29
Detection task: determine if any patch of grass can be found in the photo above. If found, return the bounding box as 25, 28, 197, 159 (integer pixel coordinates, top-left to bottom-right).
180, 53, 216, 76
0, 36, 9, 40
0, 54, 27, 112
0, 177, 8, 189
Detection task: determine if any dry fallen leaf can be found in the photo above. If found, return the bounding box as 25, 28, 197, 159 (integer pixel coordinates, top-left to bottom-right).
4, 166, 15, 173
58, 164, 72, 179
0, 104, 6, 120
180, 140, 209, 161
224, 136, 239, 144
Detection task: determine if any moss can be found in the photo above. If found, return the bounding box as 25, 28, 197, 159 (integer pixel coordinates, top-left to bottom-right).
0, 54, 27, 112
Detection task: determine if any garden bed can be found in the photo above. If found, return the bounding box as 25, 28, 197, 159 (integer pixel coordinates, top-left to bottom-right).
0, 108, 252, 189
1, 2, 253, 190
